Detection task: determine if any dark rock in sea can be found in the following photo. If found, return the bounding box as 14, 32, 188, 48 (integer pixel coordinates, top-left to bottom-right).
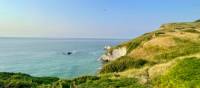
67, 52, 72, 55
62, 52, 72, 55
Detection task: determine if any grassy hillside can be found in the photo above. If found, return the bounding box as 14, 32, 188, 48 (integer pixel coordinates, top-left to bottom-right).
1, 20, 200, 88
99, 20, 200, 88
102, 20, 200, 70
152, 57, 200, 88
0, 72, 145, 88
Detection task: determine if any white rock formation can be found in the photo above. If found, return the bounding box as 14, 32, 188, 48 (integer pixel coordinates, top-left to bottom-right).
104, 46, 111, 50
100, 47, 127, 61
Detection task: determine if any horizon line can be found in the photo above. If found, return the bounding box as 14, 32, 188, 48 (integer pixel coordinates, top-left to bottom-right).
0, 36, 130, 40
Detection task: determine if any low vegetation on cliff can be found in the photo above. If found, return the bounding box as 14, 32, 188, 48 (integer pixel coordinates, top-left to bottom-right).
0, 72, 145, 88
99, 20, 200, 88
152, 57, 200, 88
1, 20, 200, 88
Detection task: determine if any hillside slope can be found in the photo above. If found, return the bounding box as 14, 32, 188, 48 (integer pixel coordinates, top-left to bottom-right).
100, 20, 200, 87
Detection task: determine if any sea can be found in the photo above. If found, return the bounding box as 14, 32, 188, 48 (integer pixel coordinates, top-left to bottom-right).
0, 38, 127, 78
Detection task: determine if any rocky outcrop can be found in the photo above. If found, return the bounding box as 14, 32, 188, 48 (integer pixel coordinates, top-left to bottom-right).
100, 46, 127, 62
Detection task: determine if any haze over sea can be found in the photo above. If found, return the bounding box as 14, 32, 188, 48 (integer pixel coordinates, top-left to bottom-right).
0, 38, 126, 78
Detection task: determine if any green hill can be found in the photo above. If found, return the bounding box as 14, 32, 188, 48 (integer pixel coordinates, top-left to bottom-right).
99, 20, 200, 88
1, 20, 200, 88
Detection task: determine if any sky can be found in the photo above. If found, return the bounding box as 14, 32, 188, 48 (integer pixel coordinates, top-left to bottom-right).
0, 0, 200, 39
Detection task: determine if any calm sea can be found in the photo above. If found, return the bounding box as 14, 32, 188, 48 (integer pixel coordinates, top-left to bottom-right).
0, 38, 126, 78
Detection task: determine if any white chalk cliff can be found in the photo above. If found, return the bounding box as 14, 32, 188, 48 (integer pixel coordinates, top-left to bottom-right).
100, 46, 127, 61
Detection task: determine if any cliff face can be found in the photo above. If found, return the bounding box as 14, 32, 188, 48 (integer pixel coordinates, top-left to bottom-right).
100, 47, 127, 61
102, 21, 200, 62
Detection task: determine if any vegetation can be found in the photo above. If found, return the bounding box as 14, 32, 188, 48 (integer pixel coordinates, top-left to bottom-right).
100, 56, 148, 73
195, 19, 200, 22
152, 57, 200, 88
78, 78, 145, 88
108, 31, 155, 54
154, 43, 200, 61
2, 20, 200, 88
0, 72, 59, 88
183, 29, 200, 33
99, 20, 200, 88
0, 72, 145, 88
126, 32, 155, 53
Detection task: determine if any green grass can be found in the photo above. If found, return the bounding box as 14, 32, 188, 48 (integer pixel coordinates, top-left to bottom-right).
72, 76, 100, 85
153, 37, 200, 62
0, 72, 100, 88
0, 72, 145, 88
152, 57, 200, 88
108, 31, 155, 54
154, 44, 200, 61
0, 72, 60, 88
100, 56, 148, 74
126, 32, 155, 53
78, 78, 146, 88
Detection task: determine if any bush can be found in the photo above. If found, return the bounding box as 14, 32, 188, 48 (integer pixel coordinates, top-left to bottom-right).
0, 72, 31, 80
72, 76, 100, 85
154, 31, 165, 36
183, 29, 200, 33
195, 19, 200, 22
100, 56, 148, 73
0, 72, 101, 88
5, 80, 33, 88
0, 72, 59, 88
52, 80, 72, 88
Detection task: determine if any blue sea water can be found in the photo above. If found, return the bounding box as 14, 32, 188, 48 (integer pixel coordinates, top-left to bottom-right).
0, 38, 126, 78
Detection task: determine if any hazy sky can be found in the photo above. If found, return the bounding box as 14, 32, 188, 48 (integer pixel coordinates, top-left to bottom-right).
0, 0, 200, 39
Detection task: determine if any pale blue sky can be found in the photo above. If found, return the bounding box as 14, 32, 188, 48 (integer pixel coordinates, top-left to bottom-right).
0, 0, 200, 39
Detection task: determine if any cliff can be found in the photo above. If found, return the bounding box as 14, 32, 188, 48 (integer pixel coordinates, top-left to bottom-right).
100, 47, 127, 61
99, 20, 200, 88
101, 20, 200, 62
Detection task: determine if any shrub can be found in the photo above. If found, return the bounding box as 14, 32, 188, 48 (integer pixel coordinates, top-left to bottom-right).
100, 56, 148, 73
183, 29, 200, 33
0, 72, 60, 88
5, 80, 33, 88
0, 72, 31, 80
72, 76, 100, 85
52, 80, 72, 88
78, 78, 146, 88
32, 77, 59, 84
195, 19, 200, 22
154, 31, 165, 36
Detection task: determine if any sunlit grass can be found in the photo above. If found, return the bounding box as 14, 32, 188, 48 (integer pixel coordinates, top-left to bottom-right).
0, 72, 146, 88
78, 78, 146, 88
152, 57, 200, 88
